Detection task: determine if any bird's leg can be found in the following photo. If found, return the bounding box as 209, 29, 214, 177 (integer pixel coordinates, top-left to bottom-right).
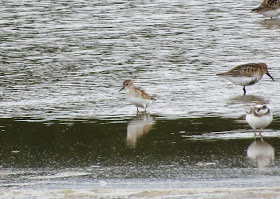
137, 107, 139, 113
259, 129, 263, 137
243, 86, 246, 95
254, 129, 257, 137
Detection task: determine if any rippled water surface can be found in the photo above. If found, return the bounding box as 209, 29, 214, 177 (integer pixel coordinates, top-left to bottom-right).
1, 0, 280, 198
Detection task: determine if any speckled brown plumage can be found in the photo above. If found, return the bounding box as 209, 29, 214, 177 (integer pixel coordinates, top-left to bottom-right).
253, 0, 280, 12
217, 63, 274, 95
121, 80, 155, 100
119, 80, 155, 112
133, 88, 155, 100
217, 63, 268, 78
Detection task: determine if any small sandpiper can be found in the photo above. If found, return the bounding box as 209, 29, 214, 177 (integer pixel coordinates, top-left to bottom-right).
252, 0, 280, 19
217, 63, 274, 95
119, 80, 156, 112
246, 103, 273, 137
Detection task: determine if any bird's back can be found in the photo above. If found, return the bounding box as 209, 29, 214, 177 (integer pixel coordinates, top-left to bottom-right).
134, 87, 155, 101
253, 0, 280, 11
217, 63, 264, 77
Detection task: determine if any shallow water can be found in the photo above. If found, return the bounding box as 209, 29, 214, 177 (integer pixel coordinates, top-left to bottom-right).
0, 0, 280, 198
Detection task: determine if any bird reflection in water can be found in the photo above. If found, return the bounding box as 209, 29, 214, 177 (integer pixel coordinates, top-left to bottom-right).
227, 94, 267, 106
260, 19, 280, 29
126, 112, 155, 148
247, 138, 274, 170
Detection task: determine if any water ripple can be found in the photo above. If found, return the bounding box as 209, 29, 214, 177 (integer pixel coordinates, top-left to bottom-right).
0, 0, 279, 121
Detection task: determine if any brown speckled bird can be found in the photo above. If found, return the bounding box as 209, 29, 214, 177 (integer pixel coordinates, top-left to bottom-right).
119, 80, 155, 112
252, 0, 280, 19
217, 63, 274, 95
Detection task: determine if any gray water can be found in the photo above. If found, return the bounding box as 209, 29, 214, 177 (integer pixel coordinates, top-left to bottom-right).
1, 0, 280, 198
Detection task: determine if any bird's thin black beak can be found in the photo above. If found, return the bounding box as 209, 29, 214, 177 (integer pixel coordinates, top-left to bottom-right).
267, 72, 274, 81
119, 86, 125, 92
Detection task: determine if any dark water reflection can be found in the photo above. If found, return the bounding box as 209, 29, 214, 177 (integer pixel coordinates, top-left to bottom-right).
126, 112, 155, 148
0, 117, 280, 197
0, 117, 279, 170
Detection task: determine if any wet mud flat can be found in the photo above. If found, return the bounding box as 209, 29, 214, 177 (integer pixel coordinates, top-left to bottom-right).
0, 117, 279, 198
1, 174, 280, 198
